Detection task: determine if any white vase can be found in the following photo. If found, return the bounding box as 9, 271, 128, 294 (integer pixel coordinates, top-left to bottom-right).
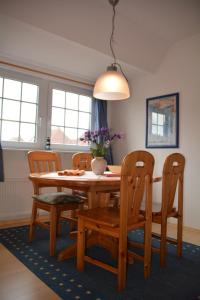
91, 157, 107, 175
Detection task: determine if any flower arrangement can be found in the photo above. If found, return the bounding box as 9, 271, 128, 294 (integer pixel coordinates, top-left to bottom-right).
80, 127, 124, 157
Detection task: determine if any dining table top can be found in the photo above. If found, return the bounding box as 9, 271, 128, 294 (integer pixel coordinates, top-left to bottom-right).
29, 171, 121, 191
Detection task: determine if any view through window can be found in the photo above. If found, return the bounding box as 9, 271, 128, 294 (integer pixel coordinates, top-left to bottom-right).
0, 76, 38, 143
51, 89, 92, 146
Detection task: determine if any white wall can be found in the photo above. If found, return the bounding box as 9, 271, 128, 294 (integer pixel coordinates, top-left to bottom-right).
110, 34, 200, 229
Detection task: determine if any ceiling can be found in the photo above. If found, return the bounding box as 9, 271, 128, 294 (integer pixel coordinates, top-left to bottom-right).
1, 0, 200, 73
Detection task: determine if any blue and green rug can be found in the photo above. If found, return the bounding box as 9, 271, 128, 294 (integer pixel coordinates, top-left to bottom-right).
0, 223, 200, 300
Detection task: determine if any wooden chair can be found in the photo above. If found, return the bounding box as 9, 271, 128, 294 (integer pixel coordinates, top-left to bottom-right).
28, 150, 82, 256
77, 150, 154, 290
72, 152, 93, 202
72, 152, 93, 171
140, 153, 185, 267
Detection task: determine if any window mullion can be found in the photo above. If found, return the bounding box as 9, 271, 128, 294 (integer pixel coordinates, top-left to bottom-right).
77, 95, 80, 144
64, 92, 67, 145
0, 78, 4, 140
18, 82, 23, 142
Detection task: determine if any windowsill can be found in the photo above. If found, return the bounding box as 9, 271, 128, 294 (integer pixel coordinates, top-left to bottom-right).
2, 147, 90, 154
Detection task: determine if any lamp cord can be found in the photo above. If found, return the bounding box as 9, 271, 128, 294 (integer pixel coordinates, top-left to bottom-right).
110, 3, 117, 65
109, 0, 129, 83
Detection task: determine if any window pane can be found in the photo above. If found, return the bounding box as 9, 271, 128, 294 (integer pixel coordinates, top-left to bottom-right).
66, 92, 78, 110
52, 89, 65, 107
0, 98, 2, 117
152, 112, 157, 124
20, 123, 35, 142
78, 129, 88, 146
158, 113, 164, 125
0, 78, 3, 97
51, 107, 64, 126
22, 82, 38, 103
158, 126, 164, 136
2, 99, 20, 121
51, 126, 64, 144
65, 128, 77, 144
79, 95, 91, 112
65, 110, 78, 127
21, 102, 36, 123
1, 121, 19, 141
4, 79, 21, 100
79, 112, 90, 129
152, 125, 157, 135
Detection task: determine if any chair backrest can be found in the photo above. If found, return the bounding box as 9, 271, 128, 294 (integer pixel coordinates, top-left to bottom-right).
72, 152, 92, 171
120, 151, 154, 226
28, 150, 61, 173
162, 153, 185, 214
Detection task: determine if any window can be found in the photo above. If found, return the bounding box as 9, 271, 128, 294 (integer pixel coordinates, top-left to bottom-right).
0, 68, 92, 151
0, 76, 39, 144
151, 112, 165, 136
50, 88, 92, 147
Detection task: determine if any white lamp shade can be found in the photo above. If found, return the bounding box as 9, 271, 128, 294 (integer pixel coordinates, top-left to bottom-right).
93, 70, 130, 100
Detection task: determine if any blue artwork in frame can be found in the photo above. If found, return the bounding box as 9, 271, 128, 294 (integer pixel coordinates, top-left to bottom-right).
146, 93, 179, 148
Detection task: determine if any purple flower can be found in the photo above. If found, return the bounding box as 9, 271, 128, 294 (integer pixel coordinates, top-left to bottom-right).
80, 127, 124, 151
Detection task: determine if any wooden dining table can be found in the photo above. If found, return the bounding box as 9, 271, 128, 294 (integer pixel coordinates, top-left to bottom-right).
29, 171, 121, 261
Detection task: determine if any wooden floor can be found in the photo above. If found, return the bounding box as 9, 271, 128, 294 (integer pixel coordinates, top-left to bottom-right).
0, 219, 199, 300
152, 223, 200, 246
0, 244, 61, 300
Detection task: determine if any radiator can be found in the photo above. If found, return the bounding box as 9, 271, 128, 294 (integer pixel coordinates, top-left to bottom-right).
0, 178, 33, 220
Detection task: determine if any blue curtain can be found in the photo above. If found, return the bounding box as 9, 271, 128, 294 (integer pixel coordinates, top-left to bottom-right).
0, 142, 4, 182
91, 98, 113, 164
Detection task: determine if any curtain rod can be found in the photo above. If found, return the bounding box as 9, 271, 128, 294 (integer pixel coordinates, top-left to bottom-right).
0, 60, 94, 88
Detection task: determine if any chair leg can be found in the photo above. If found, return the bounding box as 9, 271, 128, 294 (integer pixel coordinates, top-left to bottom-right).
160, 219, 167, 267
50, 206, 57, 256
144, 223, 151, 278
118, 237, 127, 291
77, 218, 85, 272
177, 214, 183, 257
69, 209, 77, 232
56, 211, 62, 236
29, 200, 38, 242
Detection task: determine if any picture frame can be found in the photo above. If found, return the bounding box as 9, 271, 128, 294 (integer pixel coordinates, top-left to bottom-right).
146, 93, 179, 148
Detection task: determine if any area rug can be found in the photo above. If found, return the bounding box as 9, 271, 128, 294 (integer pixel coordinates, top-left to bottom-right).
0, 223, 200, 300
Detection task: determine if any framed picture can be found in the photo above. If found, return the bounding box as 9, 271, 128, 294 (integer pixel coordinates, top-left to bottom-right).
146, 93, 179, 148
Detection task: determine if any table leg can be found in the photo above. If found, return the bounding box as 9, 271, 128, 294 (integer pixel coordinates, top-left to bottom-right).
87, 191, 99, 208
58, 243, 77, 261
58, 191, 99, 261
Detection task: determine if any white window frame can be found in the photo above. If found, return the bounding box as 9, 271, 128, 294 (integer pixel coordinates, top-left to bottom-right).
0, 67, 93, 152
47, 82, 92, 152
0, 68, 48, 150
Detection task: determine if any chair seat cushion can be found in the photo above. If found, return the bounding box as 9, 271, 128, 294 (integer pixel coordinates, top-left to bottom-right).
73, 190, 88, 200
33, 192, 82, 204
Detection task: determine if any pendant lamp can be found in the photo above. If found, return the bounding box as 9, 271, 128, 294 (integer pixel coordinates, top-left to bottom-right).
93, 0, 130, 101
